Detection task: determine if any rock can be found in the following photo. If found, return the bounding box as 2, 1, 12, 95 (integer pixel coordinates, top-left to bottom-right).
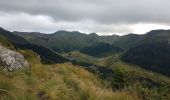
0, 45, 29, 71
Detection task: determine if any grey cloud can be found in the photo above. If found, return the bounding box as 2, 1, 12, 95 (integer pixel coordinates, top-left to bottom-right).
0, 11, 134, 35
0, 0, 170, 24
0, 0, 170, 35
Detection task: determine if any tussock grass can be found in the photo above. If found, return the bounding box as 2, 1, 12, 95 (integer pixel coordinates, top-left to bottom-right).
0, 50, 139, 100
1, 49, 169, 100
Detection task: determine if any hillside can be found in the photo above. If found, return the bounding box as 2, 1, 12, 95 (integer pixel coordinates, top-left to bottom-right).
0, 45, 169, 100
0, 37, 140, 100
122, 43, 170, 76
0, 50, 138, 99
62, 51, 170, 100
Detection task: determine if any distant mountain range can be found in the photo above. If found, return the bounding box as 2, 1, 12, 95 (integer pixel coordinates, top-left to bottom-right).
14, 29, 170, 52
1, 27, 170, 76
13, 31, 121, 52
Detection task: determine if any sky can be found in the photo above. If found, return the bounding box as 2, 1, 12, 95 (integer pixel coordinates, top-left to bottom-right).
0, 0, 170, 35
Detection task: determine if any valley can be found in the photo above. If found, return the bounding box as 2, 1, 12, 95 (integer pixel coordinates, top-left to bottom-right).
0, 27, 170, 100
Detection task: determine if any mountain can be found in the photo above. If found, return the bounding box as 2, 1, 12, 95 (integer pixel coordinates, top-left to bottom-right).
14, 31, 99, 52
14, 31, 120, 53
140, 29, 170, 44
80, 43, 123, 57
14, 29, 170, 53
113, 30, 170, 49
13, 29, 170, 76
0, 28, 68, 64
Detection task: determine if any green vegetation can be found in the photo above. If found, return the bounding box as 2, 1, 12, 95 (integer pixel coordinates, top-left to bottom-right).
14, 29, 170, 53
63, 51, 97, 63
0, 28, 68, 64
14, 31, 101, 52
0, 50, 139, 100
0, 27, 170, 99
66, 51, 170, 100
14, 31, 124, 53
80, 43, 123, 57
122, 43, 170, 76
15, 43, 68, 64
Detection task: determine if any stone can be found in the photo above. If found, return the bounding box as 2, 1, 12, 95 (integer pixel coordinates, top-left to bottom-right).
0, 45, 29, 71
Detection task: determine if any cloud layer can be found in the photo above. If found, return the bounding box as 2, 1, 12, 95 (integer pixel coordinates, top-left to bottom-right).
0, 0, 170, 35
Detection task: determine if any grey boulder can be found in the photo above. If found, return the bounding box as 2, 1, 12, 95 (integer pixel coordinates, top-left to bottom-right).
0, 45, 29, 71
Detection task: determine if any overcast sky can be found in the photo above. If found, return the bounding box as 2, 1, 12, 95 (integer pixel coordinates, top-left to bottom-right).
0, 0, 170, 35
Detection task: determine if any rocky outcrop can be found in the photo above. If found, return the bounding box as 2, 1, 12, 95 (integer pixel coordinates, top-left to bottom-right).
0, 45, 29, 71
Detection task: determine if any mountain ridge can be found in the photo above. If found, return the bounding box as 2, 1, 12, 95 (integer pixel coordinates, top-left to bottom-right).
13, 28, 170, 52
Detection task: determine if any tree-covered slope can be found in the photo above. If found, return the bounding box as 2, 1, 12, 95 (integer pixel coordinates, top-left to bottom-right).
122, 43, 170, 76
80, 43, 123, 57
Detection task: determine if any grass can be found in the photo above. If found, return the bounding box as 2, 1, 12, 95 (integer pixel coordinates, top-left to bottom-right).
95, 54, 170, 85
68, 51, 170, 83
74, 51, 170, 85
0, 64, 139, 100
63, 51, 97, 63
0, 43, 169, 99
62, 51, 170, 99
0, 50, 140, 100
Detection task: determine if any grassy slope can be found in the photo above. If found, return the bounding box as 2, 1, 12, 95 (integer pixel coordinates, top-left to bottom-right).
91, 53, 170, 85
0, 49, 139, 100
65, 51, 170, 99
0, 29, 138, 100
63, 51, 97, 63
96, 55, 170, 84
63, 51, 170, 84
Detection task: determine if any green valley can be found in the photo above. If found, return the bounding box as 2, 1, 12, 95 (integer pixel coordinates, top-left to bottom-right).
0, 27, 170, 100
